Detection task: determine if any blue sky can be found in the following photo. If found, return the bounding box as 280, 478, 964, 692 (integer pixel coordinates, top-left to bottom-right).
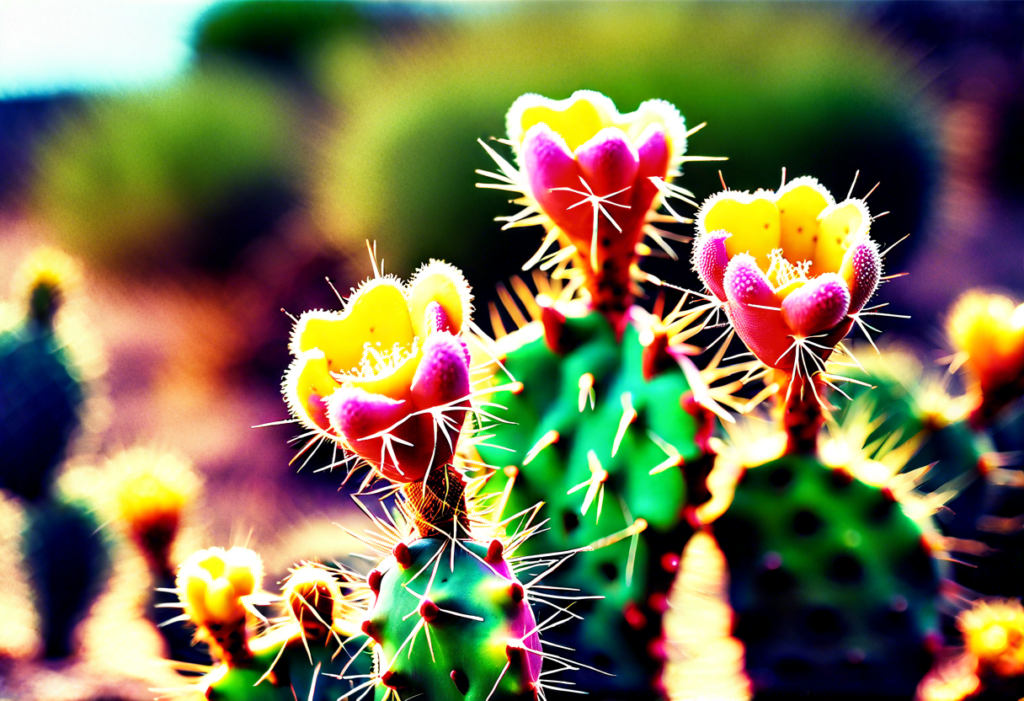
0, 0, 220, 98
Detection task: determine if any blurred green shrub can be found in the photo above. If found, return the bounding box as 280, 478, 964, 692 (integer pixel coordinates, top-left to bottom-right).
193, 0, 372, 75
314, 2, 935, 284
32, 65, 301, 272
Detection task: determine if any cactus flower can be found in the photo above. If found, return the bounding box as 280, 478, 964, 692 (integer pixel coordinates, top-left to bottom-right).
947, 291, 1024, 408
692, 177, 882, 374
958, 599, 1024, 678
284, 260, 473, 484
177, 547, 263, 629
483, 91, 696, 327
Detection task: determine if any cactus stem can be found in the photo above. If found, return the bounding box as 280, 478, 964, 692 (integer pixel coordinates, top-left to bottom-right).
779, 372, 828, 455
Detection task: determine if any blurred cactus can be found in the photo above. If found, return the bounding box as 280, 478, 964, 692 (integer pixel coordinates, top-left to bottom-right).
109, 447, 209, 666
31, 66, 301, 273
193, 0, 372, 76
21, 495, 111, 659
710, 438, 941, 697
0, 248, 111, 659
0, 248, 85, 501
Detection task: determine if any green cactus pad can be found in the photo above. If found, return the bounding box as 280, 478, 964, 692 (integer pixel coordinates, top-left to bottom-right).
204, 645, 292, 701
0, 318, 84, 501
714, 453, 941, 698
476, 309, 707, 695
366, 537, 540, 701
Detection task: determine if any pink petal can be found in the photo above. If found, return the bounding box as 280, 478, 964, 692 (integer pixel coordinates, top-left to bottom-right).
411, 332, 471, 410
327, 388, 434, 483
781, 273, 851, 337
693, 230, 731, 302
841, 236, 881, 315
632, 124, 671, 222
521, 123, 582, 228
575, 127, 639, 199
635, 124, 670, 181
723, 254, 795, 370
423, 300, 454, 335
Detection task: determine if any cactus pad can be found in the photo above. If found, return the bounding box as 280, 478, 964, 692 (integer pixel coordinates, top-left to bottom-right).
476, 308, 710, 694
713, 453, 940, 698
363, 537, 541, 701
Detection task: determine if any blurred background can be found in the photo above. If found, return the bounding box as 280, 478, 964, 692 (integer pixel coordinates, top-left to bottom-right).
0, 0, 1021, 697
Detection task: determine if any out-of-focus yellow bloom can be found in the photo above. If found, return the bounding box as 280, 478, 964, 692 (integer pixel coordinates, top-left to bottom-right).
958, 598, 1024, 678
13, 247, 81, 323
110, 447, 197, 569
948, 291, 1024, 401
177, 547, 263, 628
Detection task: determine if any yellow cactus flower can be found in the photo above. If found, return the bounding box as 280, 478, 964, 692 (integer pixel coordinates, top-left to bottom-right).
177, 546, 263, 628
283, 259, 474, 483
958, 598, 1024, 678
693, 177, 883, 375
110, 447, 197, 570
947, 291, 1024, 408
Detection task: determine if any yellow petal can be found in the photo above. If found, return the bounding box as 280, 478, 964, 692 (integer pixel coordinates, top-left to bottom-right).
183, 570, 211, 622
292, 278, 413, 376
774, 278, 806, 303
777, 178, 832, 267
509, 90, 617, 151
408, 260, 473, 337
283, 349, 338, 432
700, 192, 781, 271
223, 547, 262, 597
197, 551, 226, 579
205, 577, 243, 622
815, 200, 870, 275
613, 98, 686, 163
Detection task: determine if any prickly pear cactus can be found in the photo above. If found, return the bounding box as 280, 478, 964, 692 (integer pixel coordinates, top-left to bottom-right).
251, 563, 373, 701
0, 249, 85, 501
281, 255, 589, 701
363, 538, 541, 701
684, 173, 948, 698
476, 308, 712, 693
21, 496, 111, 658
713, 452, 940, 698
474, 90, 725, 696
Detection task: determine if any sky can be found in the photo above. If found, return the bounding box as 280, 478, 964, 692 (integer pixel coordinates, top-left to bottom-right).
0, 0, 219, 98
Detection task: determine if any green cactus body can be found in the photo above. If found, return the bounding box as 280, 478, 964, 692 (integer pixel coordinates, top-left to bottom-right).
268, 629, 374, 701
833, 348, 994, 589
476, 309, 708, 695
365, 537, 540, 701
21, 497, 111, 658
713, 453, 941, 699
0, 318, 84, 501
201, 630, 373, 701
205, 645, 292, 701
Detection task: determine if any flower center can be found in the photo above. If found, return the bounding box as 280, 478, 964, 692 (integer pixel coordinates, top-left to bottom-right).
335, 338, 421, 381
765, 248, 811, 289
